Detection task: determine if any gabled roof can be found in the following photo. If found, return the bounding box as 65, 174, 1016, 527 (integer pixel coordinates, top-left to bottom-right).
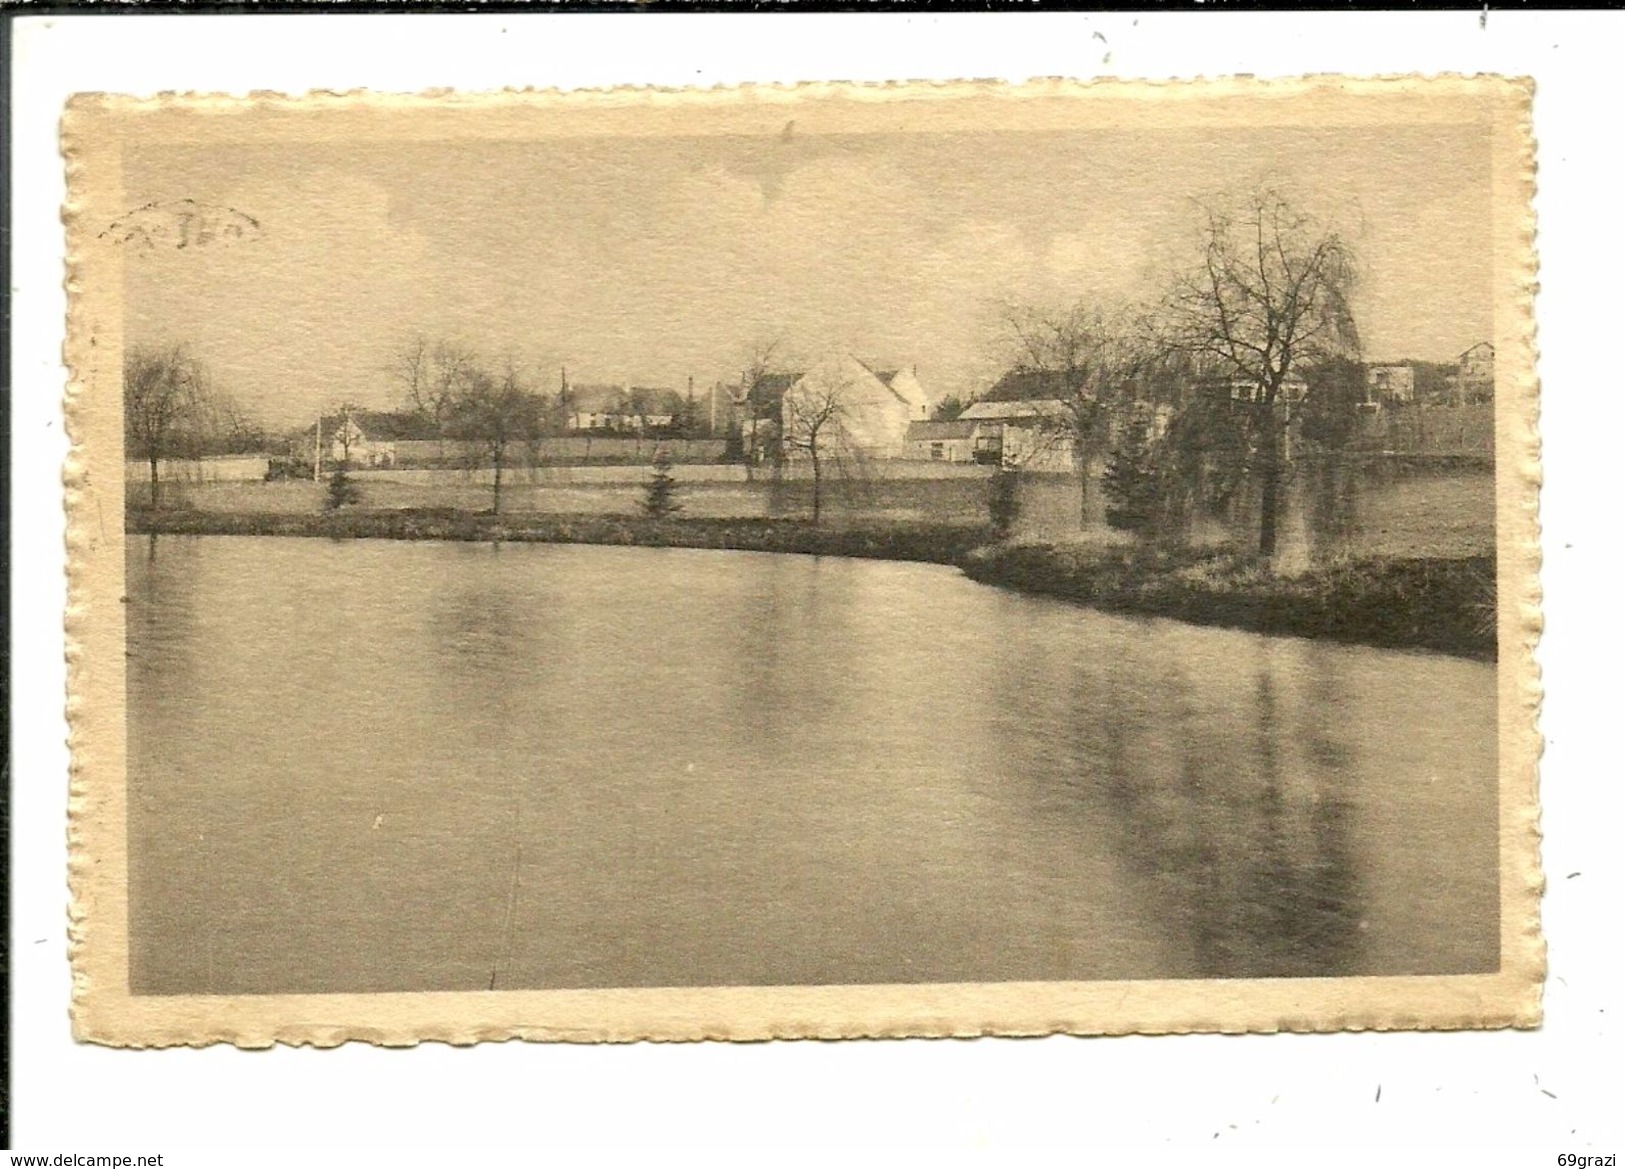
355, 410, 440, 441
566, 384, 686, 417
304, 409, 438, 441
961, 398, 1072, 422
753, 371, 803, 395
854, 359, 929, 410
906, 419, 981, 441
627, 387, 686, 416
857, 362, 902, 390
731, 372, 803, 412
983, 368, 1078, 402
565, 384, 627, 414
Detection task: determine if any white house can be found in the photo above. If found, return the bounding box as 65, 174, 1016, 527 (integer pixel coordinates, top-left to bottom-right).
958, 399, 1077, 471
303, 410, 432, 469
565, 384, 686, 433
779, 355, 931, 462
904, 419, 985, 463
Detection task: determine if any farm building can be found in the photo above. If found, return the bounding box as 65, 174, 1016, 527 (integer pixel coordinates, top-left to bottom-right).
958, 399, 1076, 471
303, 410, 437, 469
564, 384, 687, 433
904, 419, 986, 463
778, 355, 932, 463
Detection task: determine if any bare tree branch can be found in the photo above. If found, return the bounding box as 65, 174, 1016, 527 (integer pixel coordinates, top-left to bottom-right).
1161, 187, 1360, 557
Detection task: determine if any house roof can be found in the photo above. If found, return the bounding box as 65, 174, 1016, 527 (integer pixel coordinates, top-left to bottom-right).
628, 387, 687, 415
960, 398, 1072, 422
982, 368, 1080, 402
566, 384, 686, 417
566, 384, 627, 413
854, 359, 930, 410
357, 410, 441, 441
906, 420, 981, 441
855, 360, 902, 389
751, 371, 802, 398
727, 371, 804, 415
305, 409, 438, 441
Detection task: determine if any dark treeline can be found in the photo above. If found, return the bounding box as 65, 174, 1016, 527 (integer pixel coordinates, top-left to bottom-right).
978, 187, 1366, 560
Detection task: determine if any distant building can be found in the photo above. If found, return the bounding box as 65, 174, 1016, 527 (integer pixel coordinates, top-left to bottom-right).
980, 368, 1079, 403
1221, 373, 1309, 405
564, 384, 686, 433
960, 398, 1073, 424
1452, 342, 1495, 404
956, 399, 1076, 471
778, 355, 932, 461
303, 409, 437, 468
904, 419, 984, 463
1364, 363, 1417, 405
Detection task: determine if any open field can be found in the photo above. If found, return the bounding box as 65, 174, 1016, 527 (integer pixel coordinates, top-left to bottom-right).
129, 460, 1496, 561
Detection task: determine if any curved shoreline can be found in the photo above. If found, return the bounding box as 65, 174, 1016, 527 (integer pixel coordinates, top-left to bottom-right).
127, 508, 1495, 661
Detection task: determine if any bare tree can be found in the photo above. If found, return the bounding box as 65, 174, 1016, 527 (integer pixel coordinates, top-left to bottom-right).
734, 339, 787, 483
998, 300, 1147, 529
782, 378, 848, 526
390, 332, 434, 416
1165, 187, 1359, 558
391, 333, 475, 463
322, 402, 365, 509
446, 355, 541, 515
331, 401, 362, 467
124, 341, 206, 508
188, 388, 265, 456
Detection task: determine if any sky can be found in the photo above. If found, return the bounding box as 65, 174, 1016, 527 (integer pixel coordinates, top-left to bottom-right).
123, 122, 1495, 429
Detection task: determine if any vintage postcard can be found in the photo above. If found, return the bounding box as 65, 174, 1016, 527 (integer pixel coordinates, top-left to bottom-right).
63, 76, 1542, 1046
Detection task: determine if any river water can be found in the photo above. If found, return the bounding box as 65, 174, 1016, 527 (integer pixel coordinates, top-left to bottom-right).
126, 536, 1499, 995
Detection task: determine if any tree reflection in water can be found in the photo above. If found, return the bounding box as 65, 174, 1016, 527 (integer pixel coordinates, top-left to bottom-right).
126, 540, 1497, 992
1085, 634, 1366, 979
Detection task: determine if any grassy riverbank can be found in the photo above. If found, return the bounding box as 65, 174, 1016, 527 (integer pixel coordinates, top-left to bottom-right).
127, 506, 997, 566
961, 540, 1497, 661
128, 506, 1496, 660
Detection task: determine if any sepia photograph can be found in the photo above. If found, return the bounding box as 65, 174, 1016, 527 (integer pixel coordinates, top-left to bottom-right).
62, 77, 1541, 1044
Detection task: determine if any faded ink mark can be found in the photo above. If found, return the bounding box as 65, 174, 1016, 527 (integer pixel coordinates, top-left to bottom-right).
100, 199, 261, 253
489, 842, 523, 991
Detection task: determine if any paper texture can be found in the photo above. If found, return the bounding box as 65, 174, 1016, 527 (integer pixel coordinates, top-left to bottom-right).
64, 76, 1542, 1046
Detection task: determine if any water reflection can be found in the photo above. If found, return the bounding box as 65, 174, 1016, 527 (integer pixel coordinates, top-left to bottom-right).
127, 536, 1499, 994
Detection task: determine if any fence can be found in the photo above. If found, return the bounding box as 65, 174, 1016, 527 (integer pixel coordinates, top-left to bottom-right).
389, 437, 730, 467
354, 459, 1004, 486
125, 455, 271, 482
1350, 404, 1494, 458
